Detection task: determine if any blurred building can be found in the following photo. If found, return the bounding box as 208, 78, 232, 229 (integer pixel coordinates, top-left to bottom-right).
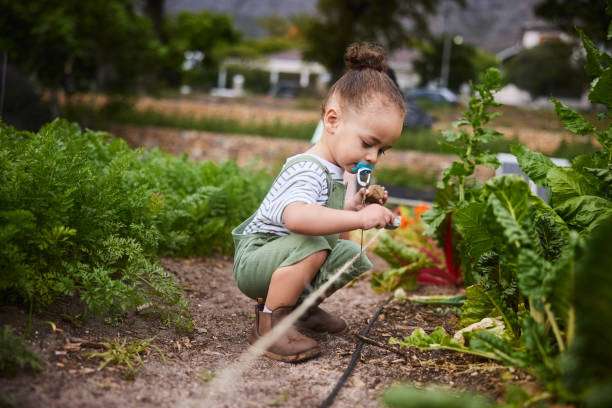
215, 48, 420, 95
496, 21, 572, 61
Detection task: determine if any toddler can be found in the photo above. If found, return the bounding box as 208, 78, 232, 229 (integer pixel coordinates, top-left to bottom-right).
232, 42, 406, 362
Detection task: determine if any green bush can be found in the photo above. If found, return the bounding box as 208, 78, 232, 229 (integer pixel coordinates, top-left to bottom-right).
0, 119, 270, 327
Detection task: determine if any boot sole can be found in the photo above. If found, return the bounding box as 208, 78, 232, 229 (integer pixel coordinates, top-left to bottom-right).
263, 347, 321, 363
248, 334, 321, 363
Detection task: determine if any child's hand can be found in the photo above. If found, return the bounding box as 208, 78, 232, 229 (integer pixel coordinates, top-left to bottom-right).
358, 203, 395, 230
347, 186, 389, 211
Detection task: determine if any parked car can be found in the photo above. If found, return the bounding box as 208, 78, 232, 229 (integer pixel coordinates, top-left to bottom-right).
404, 98, 434, 129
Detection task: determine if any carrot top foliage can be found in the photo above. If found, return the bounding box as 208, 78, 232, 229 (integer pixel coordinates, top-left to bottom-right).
0, 119, 270, 330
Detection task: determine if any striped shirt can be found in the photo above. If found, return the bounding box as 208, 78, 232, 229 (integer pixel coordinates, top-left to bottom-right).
243, 154, 344, 236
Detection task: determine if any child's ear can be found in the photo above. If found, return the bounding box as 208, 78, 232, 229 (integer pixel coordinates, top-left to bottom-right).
323, 107, 340, 134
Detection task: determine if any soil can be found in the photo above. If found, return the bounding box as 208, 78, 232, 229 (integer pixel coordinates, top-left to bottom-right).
0, 252, 536, 408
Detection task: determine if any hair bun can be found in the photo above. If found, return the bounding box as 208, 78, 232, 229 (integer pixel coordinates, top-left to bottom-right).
344, 42, 387, 72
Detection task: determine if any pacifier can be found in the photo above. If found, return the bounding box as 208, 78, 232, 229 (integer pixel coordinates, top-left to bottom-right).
351, 161, 374, 188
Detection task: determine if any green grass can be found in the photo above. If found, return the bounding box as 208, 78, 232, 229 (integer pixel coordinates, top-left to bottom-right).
63, 102, 600, 160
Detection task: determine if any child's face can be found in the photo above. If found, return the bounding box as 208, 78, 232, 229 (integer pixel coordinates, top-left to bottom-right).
324, 98, 404, 173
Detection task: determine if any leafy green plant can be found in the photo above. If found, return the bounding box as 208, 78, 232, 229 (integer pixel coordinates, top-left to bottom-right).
372, 205, 453, 292
87, 337, 159, 380
404, 20, 612, 406
0, 326, 42, 377
0, 119, 270, 329
384, 385, 494, 408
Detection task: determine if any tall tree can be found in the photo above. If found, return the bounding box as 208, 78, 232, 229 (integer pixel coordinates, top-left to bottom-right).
301, 0, 464, 81
414, 37, 497, 91
0, 0, 162, 92
535, 0, 611, 45
144, 0, 168, 43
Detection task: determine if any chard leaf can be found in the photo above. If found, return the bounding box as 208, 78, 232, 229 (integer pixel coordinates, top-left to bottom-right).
482, 176, 534, 249
374, 233, 427, 268
511, 144, 555, 186
389, 326, 460, 349
520, 317, 559, 382
584, 164, 612, 197
546, 167, 597, 206
453, 202, 492, 260
554, 195, 612, 233
467, 330, 528, 368
565, 216, 612, 395
529, 199, 570, 260
551, 98, 596, 135
371, 266, 417, 293
516, 249, 555, 301
422, 203, 447, 237
488, 195, 530, 248
589, 68, 612, 109
460, 284, 519, 338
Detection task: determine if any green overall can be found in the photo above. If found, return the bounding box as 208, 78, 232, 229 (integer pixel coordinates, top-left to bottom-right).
231, 155, 373, 301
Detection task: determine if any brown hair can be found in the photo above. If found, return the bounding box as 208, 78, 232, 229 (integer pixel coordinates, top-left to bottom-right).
321, 42, 406, 116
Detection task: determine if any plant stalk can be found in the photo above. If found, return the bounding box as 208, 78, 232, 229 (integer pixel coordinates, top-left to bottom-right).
544, 303, 565, 352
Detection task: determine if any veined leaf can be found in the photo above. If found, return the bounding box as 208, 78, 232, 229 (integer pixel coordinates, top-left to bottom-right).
528, 198, 570, 260
460, 284, 519, 338
554, 195, 612, 234
547, 167, 597, 206
374, 233, 428, 269
520, 317, 559, 382
551, 99, 595, 136
565, 216, 612, 396
389, 326, 460, 349
516, 249, 555, 301
422, 204, 448, 237
484, 176, 534, 246
453, 202, 494, 260
488, 195, 530, 248
468, 330, 528, 368
511, 144, 555, 186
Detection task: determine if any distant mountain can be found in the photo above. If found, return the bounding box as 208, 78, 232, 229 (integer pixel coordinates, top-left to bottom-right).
166, 0, 543, 53
165, 0, 317, 37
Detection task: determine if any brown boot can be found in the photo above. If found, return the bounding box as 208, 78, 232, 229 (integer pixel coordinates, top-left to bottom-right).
248, 304, 320, 363
296, 304, 347, 334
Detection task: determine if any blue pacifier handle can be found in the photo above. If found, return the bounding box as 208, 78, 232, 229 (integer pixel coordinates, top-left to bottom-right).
350, 161, 374, 174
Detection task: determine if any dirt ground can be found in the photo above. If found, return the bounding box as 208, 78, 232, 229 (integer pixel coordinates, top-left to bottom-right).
0, 250, 538, 408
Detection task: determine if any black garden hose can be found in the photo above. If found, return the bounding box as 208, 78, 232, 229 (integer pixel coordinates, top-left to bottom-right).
319, 295, 393, 408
